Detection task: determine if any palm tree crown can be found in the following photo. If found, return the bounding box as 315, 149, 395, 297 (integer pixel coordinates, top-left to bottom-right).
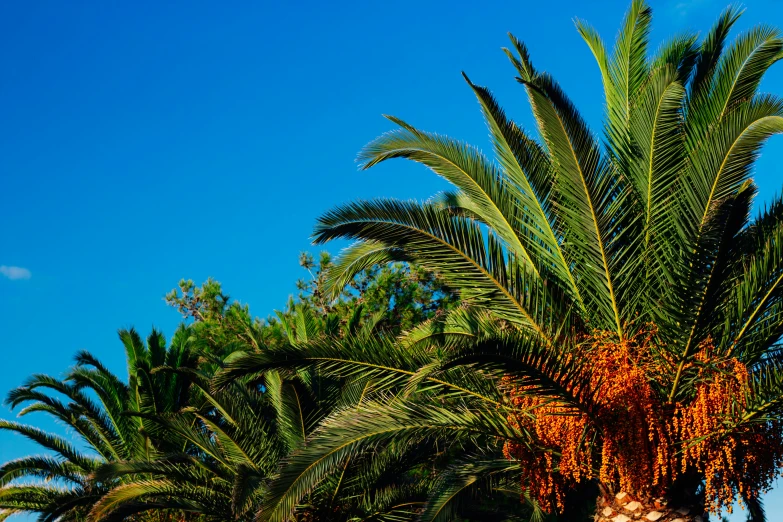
273, 0, 783, 517
0, 327, 197, 521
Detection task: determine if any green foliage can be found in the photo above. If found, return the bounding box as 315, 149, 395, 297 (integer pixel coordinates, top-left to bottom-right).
104, 259, 519, 522
251, 2, 783, 520
165, 253, 458, 355
5, 2, 783, 522
0, 255, 477, 522
0, 327, 200, 522
292, 251, 459, 337
166, 278, 263, 355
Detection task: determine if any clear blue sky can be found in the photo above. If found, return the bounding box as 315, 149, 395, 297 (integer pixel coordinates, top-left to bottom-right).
1, 1, 782, 519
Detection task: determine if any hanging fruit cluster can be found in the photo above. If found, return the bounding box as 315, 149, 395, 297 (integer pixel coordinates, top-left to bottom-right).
503, 328, 783, 513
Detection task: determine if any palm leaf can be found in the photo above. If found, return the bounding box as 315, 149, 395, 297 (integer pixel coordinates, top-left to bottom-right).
257, 401, 524, 522
314, 199, 552, 335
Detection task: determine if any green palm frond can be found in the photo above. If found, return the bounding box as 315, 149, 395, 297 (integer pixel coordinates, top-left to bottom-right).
322, 240, 408, 300
419, 457, 527, 522
219, 334, 500, 407
462, 75, 580, 309
717, 351, 783, 429
0, 484, 99, 522
265, 370, 308, 451
689, 24, 782, 131
623, 63, 686, 320
507, 37, 629, 336
0, 457, 86, 487
401, 306, 508, 350
689, 6, 744, 102
314, 199, 553, 335
0, 421, 99, 473
438, 333, 597, 417
723, 205, 783, 361
684, 96, 783, 240
88, 479, 229, 522
358, 116, 548, 283
6, 381, 121, 461
91, 455, 216, 485
577, 0, 653, 152
257, 401, 523, 522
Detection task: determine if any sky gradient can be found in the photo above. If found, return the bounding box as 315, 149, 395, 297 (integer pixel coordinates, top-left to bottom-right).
2, 1, 783, 519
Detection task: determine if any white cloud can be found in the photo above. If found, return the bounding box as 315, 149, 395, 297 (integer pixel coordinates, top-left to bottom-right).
0, 265, 31, 280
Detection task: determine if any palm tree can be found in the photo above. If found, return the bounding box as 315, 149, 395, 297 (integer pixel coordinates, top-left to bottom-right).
86, 373, 282, 521
88, 370, 439, 522
227, 2, 783, 520
96, 301, 542, 522
0, 326, 198, 521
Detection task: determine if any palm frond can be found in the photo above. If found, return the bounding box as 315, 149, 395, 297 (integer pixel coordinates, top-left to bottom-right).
419, 457, 524, 522
507, 35, 628, 336
0, 421, 99, 473
463, 75, 583, 310
359, 116, 547, 284
314, 199, 552, 335
257, 401, 524, 522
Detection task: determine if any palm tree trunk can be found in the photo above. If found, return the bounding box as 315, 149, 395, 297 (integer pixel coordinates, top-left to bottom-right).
594, 492, 706, 522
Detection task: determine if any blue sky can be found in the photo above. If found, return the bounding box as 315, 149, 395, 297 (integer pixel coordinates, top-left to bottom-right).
1, 0, 783, 519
